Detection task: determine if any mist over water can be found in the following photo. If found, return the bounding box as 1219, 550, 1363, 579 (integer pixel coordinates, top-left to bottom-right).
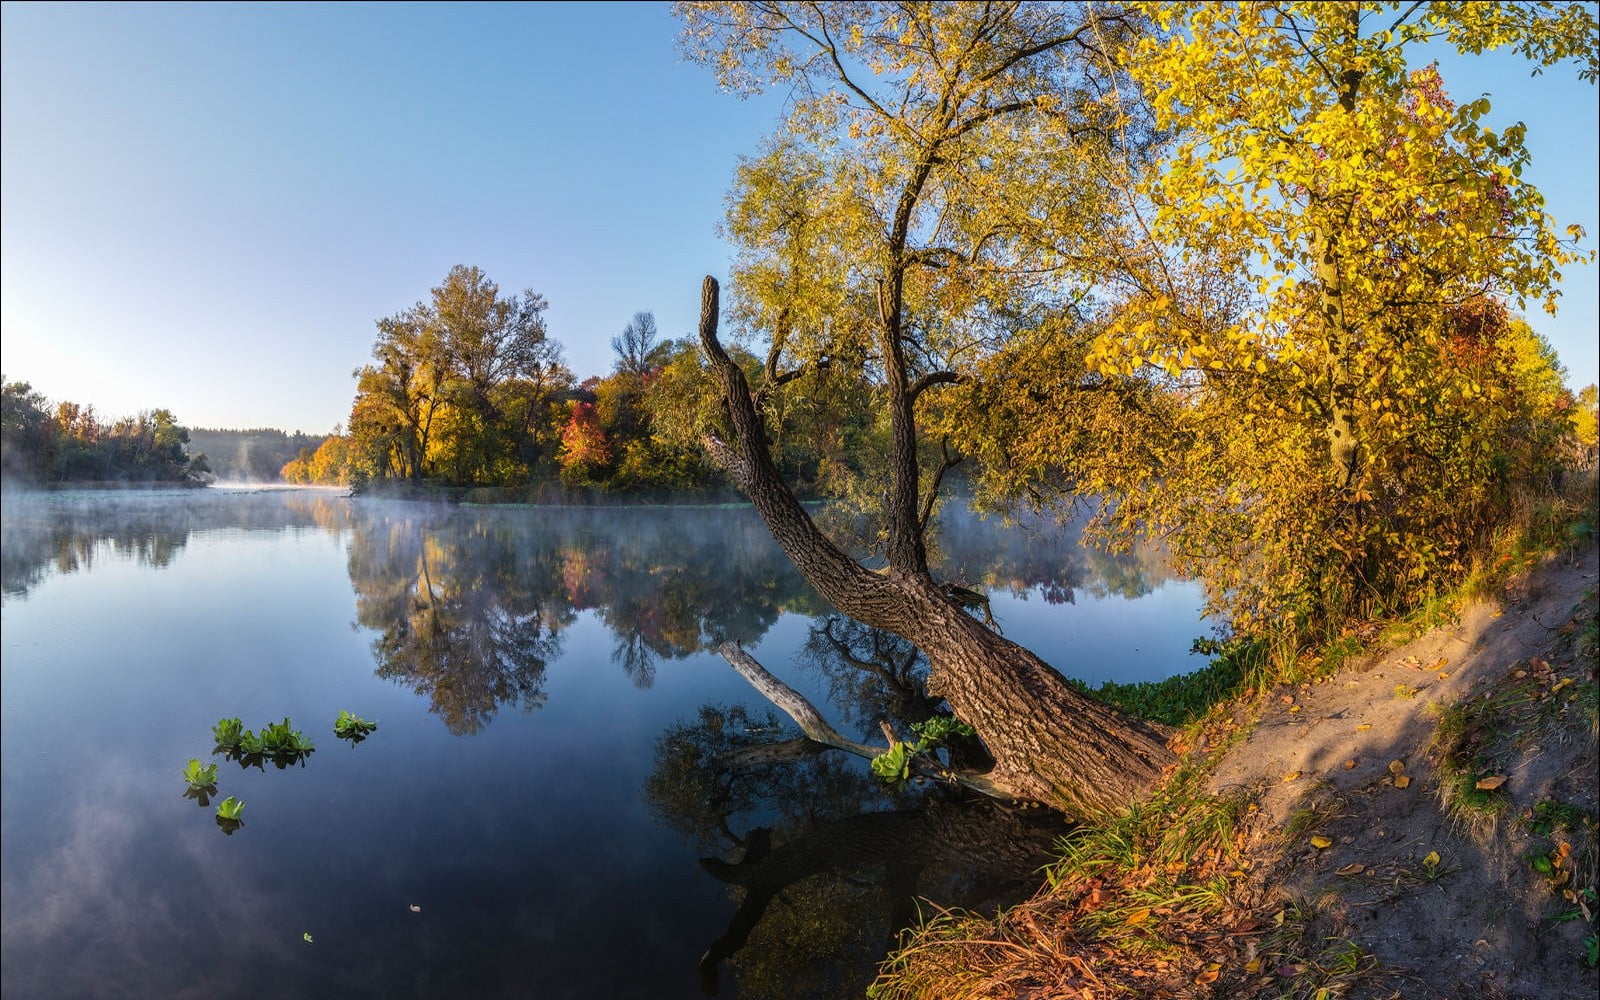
0, 487, 1206, 998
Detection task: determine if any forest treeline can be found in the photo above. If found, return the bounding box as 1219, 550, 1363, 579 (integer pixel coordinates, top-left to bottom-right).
0, 380, 337, 485
281, 263, 871, 499
188, 427, 329, 482
0, 379, 212, 485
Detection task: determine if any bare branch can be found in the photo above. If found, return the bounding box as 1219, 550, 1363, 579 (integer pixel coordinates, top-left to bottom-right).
715, 641, 1009, 799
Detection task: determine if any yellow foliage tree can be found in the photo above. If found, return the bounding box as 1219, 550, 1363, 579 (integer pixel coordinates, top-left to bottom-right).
1076, 1, 1596, 632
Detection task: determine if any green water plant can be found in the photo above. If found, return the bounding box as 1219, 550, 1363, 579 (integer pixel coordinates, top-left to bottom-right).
333, 710, 378, 743
181, 757, 221, 806
871, 716, 978, 789
213, 716, 316, 768
182, 758, 219, 788
212, 717, 245, 752
214, 795, 245, 835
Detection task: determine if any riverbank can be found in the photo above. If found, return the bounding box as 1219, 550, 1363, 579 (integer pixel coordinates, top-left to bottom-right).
34, 479, 209, 490
875, 529, 1599, 997
350, 480, 754, 507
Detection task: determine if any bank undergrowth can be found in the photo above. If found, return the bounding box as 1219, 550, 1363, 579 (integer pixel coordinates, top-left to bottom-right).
872, 471, 1598, 999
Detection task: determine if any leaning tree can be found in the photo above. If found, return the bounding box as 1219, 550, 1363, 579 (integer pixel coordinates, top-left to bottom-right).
676, 1, 1175, 816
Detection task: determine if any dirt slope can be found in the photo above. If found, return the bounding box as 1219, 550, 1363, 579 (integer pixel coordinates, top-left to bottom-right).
1208, 543, 1599, 998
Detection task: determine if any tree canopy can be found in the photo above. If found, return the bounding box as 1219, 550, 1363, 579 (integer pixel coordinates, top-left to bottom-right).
673, 0, 1596, 814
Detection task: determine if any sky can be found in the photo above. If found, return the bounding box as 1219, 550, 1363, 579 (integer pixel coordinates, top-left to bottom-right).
3, 2, 1597, 435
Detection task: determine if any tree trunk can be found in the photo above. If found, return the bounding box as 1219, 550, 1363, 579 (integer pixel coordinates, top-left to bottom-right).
697, 276, 1174, 818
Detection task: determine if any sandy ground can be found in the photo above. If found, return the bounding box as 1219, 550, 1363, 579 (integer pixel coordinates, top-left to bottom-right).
1206, 542, 1599, 998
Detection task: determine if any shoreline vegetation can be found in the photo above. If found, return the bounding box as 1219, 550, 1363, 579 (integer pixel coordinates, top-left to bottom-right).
870, 475, 1599, 999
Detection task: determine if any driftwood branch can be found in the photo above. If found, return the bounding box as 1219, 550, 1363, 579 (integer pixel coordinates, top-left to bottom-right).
713, 642, 1010, 800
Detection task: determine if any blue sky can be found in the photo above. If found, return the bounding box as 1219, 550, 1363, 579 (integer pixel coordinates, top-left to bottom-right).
3, 2, 1596, 434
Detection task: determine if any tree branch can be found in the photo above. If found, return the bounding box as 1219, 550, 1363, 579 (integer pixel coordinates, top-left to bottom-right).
715, 641, 1010, 799
909, 370, 960, 404
917, 438, 964, 535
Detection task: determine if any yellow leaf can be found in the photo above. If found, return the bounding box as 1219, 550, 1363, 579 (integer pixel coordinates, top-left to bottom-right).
1394, 775, 1411, 789
1335, 862, 1365, 875
1355, 723, 1372, 731
1423, 850, 1441, 868
1245, 957, 1263, 973
1475, 775, 1508, 791
1282, 771, 1301, 782
1388, 760, 1405, 776
1310, 836, 1333, 849
1125, 908, 1151, 925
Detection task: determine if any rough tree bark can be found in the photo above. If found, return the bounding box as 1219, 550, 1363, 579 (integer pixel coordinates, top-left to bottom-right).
697, 276, 1174, 818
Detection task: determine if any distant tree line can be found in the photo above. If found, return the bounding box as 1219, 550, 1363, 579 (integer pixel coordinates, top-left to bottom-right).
187, 427, 329, 483
287, 264, 877, 497
1, 377, 211, 485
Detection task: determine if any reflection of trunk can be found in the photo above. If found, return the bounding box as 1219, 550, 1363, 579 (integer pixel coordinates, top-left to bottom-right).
698, 278, 1173, 816
696, 798, 1061, 995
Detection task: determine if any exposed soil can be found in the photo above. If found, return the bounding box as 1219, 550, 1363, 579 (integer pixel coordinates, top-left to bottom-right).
1207, 542, 1599, 998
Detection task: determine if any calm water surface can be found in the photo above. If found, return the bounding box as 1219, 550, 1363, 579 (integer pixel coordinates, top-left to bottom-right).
0, 487, 1206, 999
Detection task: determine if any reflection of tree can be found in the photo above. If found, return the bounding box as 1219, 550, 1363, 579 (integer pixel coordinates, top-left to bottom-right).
703, 796, 1066, 1000
349, 516, 569, 735
0, 490, 352, 600
648, 618, 1060, 999
928, 504, 1174, 605
801, 616, 938, 736
592, 509, 826, 679
345, 505, 825, 722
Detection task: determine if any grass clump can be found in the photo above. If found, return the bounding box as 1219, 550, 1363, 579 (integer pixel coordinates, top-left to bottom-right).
1427, 699, 1514, 840
870, 760, 1262, 999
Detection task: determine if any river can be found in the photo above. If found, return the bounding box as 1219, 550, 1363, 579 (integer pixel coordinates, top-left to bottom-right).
0, 486, 1207, 998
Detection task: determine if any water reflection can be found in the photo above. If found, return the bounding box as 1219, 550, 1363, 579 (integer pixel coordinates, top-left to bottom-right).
343, 505, 830, 732
646, 618, 1065, 996
0, 487, 352, 599
0, 488, 1195, 998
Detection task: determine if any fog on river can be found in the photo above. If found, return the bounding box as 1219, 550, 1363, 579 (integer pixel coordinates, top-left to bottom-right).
0, 486, 1206, 999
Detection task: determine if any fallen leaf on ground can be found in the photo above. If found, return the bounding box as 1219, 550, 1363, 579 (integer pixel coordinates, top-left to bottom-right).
1475, 775, 1507, 791
1245, 957, 1263, 973
409, 904, 422, 913
1289, 705, 1302, 713
1343, 758, 1357, 769
1282, 771, 1302, 782
1394, 775, 1411, 788
1196, 964, 1221, 984
1423, 850, 1441, 867
1388, 760, 1405, 776
1336, 862, 1365, 875
1310, 836, 1333, 849
1125, 908, 1151, 925
1356, 723, 1373, 731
